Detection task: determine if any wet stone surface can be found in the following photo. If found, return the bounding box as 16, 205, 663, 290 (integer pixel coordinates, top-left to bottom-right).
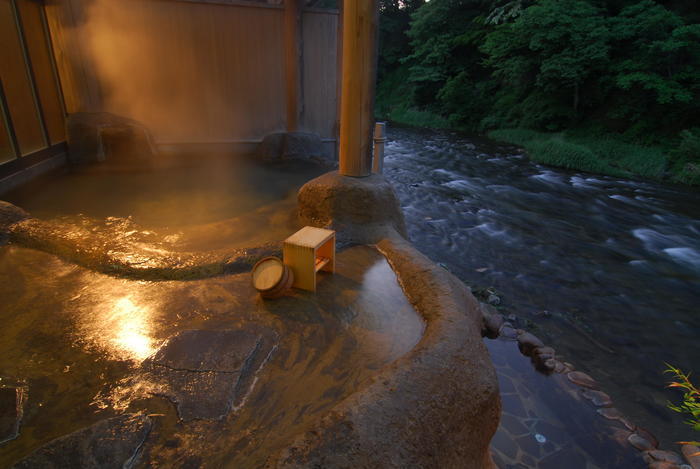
139, 329, 277, 421
0, 387, 25, 444
12, 414, 151, 469
0, 244, 423, 467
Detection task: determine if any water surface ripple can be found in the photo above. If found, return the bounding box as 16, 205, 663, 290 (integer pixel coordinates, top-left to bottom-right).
384, 126, 700, 447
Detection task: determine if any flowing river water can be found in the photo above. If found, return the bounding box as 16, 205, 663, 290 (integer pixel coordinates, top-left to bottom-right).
383, 125, 700, 449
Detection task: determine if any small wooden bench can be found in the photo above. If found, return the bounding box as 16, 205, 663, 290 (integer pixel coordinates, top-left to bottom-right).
283, 226, 335, 292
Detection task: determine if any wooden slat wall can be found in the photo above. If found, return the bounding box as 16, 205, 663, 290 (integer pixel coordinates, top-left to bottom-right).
301, 9, 338, 141
44, 0, 339, 143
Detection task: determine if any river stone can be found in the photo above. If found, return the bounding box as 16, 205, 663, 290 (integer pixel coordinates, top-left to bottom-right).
635, 427, 658, 449
644, 450, 684, 465
0, 387, 25, 444
567, 371, 598, 389
648, 462, 682, 469
628, 432, 655, 451
681, 444, 700, 469
582, 389, 613, 407
516, 331, 544, 355
597, 407, 623, 420
12, 414, 151, 469
0, 201, 30, 232
479, 302, 499, 316
298, 171, 408, 244
499, 323, 518, 340
142, 329, 276, 421
482, 312, 504, 338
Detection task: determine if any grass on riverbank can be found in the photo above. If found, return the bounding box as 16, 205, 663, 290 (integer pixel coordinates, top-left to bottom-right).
488, 128, 680, 182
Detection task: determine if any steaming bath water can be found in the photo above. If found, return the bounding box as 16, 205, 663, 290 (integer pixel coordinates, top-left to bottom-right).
4, 153, 326, 245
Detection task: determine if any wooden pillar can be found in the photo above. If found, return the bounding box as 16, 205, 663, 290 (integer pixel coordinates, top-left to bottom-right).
284, 0, 302, 132
338, 0, 379, 177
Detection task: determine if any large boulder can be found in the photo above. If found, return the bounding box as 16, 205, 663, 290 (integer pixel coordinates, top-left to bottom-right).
66, 112, 157, 166
257, 132, 332, 166
297, 171, 408, 244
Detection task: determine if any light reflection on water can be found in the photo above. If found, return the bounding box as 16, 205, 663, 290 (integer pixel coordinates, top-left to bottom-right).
109, 297, 155, 361
79, 295, 156, 363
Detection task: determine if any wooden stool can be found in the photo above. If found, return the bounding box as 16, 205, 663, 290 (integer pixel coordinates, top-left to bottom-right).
283, 226, 335, 292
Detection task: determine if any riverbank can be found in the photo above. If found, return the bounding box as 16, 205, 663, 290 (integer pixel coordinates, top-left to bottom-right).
374, 105, 700, 187
488, 128, 700, 187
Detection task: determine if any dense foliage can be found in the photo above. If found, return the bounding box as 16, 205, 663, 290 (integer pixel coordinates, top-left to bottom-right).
376, 0, 700, 184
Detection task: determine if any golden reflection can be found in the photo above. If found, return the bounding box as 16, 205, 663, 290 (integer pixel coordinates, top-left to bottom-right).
103, 297, 155, 362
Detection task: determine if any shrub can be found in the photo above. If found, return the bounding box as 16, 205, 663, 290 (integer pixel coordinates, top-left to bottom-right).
665, 364, 700, 446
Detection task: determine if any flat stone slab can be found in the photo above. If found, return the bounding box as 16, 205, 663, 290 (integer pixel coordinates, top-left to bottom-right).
0, 386, 25, 444
13, 414, 151, 469
142, 329, 277, 421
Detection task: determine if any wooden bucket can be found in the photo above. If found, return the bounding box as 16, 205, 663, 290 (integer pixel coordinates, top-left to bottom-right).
251, 257, 294, 298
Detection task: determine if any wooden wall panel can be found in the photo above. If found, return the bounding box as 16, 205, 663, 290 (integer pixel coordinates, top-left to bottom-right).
301, 10, 338, 141
44, 0, 339, 144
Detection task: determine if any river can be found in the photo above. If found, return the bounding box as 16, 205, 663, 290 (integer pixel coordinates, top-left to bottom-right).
383, 125, 700, 448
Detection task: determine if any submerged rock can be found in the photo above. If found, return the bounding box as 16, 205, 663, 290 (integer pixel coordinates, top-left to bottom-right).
581, 389, 613, 407
13, 414, 151, 469
567, 371, 598, 389
141, 329, 277, 421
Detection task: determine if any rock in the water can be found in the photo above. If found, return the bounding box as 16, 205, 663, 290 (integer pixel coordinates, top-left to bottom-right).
499, 324, 518, 340
635, 427, 659, 449
0, 386, 25, 444
487, 294, 501, 306
567, 371, 598, 389
681, 444, 700, 469
628, 432, 655, 451
648, 462, 682, 469
516, 331, 544, 355
479, 302, 499, 316
532, 346, 555, 361
66, 112, 157, 166
13, 414, 151, 469
644, 450, 684, 465
597, 407, 623, 420
582, 389, 613, 407
298, 171, 408, 244
482, 311, 504, 339
142, 329, 277, 421
0, 201, 30, 232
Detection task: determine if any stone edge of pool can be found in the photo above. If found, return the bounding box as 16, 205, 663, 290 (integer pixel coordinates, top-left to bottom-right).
0, 173, 500, 468
265, 171, 501, 468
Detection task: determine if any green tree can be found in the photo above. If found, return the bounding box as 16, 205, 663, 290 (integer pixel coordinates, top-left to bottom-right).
606, 1, 700, 136
482, 0, 610, 128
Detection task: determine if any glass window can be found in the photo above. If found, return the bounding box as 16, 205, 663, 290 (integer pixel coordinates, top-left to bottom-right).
17, 0, 65, 145
0, 0, 47, 156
